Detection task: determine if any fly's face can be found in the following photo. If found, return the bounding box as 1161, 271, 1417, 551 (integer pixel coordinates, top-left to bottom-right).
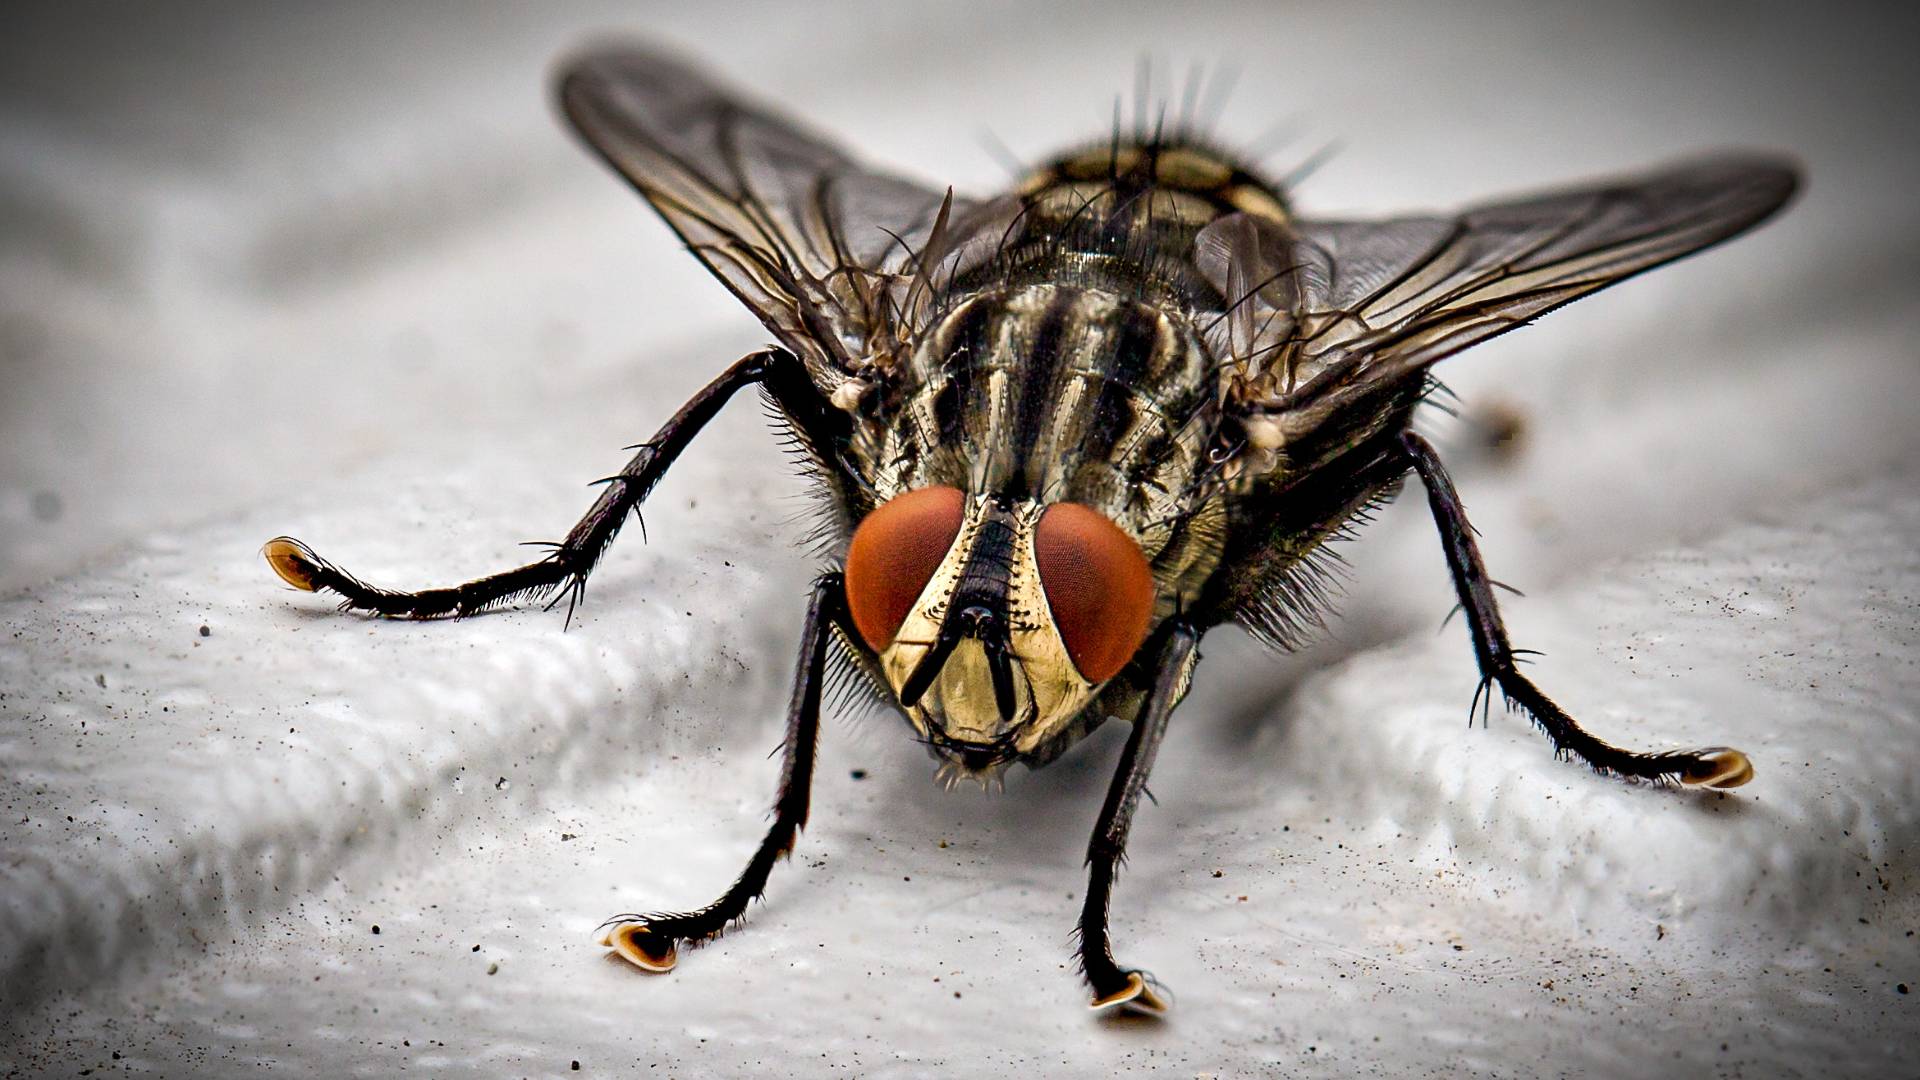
843, 487, 1156, 779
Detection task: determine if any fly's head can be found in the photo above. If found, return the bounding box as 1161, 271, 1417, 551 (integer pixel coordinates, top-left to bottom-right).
843, 487, 1156, 783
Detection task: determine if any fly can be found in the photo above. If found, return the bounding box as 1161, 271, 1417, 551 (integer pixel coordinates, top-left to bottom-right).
261, 42, 1797, 1015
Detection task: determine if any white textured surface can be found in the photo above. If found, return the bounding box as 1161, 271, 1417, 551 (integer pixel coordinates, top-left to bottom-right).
4, 3, 1919, 1077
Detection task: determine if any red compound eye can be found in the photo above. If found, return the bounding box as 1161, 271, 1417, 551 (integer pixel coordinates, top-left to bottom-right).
1033, 502, 1155, 683
844, 486, 967, 652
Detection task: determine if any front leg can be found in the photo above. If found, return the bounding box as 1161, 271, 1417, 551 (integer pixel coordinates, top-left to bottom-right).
262, 346, 839, 621
598, 571, 845, 971
1398, 431, 1751, 788
1079, 621, 1201, 1016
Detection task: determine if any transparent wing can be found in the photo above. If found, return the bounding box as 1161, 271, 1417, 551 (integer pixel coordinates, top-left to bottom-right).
559, 42, 983, 386
1196, 154, 1800, 443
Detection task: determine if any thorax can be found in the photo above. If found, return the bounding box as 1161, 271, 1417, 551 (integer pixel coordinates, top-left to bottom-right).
882, 285, 1211, 521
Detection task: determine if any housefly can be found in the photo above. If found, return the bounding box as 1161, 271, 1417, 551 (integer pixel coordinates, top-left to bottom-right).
262, 42, 1797, 1015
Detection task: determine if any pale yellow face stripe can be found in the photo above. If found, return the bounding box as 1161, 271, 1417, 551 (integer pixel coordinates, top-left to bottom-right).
878, 495, 1099, 765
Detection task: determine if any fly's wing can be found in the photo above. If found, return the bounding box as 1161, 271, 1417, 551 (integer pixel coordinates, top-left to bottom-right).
1194, 155, 1799, 461
559, 43, 983, 391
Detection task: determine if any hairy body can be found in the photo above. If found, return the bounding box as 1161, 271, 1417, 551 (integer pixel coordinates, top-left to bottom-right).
262, 43, 1793, 1014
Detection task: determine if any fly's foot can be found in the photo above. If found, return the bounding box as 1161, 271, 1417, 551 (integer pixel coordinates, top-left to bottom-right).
1088, 970, 1171, 1016
598, 920, 680, 973
1680, 747, 1753, 789
262, 537, 323, 591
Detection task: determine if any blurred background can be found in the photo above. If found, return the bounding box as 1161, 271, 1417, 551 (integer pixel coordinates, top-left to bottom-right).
2, 2, 1916, 1076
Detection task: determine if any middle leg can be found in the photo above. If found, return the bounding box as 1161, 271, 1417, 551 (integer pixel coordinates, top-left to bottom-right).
1398, 430, 1750, 788
264, 346, 837, 621
599, 571, 846, 971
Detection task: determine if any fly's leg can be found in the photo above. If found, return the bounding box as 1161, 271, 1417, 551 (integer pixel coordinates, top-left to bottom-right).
597, 571, 843, 972
1079, 621, 1200, 1016
262, 347, 837, 620
1398, 431, 1751, 788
